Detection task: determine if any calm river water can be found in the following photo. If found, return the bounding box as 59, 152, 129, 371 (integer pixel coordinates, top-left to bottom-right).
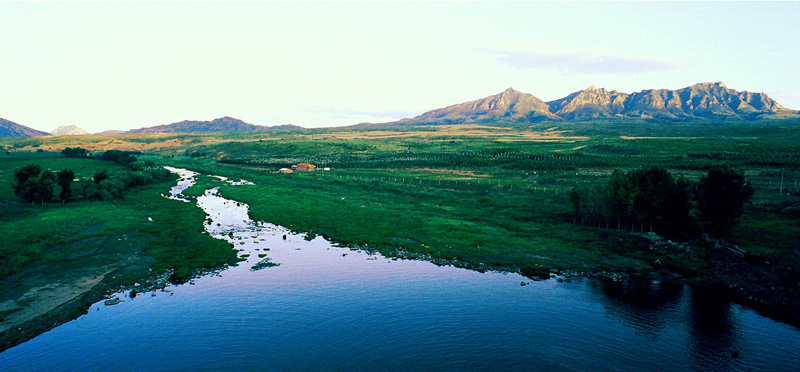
1, 168, 797, 371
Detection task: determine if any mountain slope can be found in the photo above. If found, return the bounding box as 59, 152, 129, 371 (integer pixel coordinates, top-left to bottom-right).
0, 118, 49, 137
403, 88, 559, 124
126, 116, 301, 134
51, 125, 88, 136
97, 130, 125, 135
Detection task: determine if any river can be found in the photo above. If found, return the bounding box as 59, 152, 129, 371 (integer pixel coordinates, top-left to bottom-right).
1, 168, 797, 371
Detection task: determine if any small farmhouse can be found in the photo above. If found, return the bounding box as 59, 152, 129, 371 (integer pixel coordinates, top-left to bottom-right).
279, 168, 294, 174
295, 163, 316, 171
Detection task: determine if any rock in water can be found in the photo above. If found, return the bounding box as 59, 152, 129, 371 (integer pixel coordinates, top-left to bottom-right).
104, 297, 121, 306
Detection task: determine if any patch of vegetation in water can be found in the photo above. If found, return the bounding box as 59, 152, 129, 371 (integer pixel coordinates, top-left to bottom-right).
181, 174, 226, 197
251, 257, 280, 271
519, 264, 552, 280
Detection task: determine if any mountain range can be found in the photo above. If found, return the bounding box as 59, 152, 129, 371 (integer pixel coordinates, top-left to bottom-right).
125, 116, 301, 134
1, 82, 797, 137
397, 82, 797, 124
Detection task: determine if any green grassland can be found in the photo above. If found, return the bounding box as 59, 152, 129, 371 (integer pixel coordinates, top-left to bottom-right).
0, 153, 237, 281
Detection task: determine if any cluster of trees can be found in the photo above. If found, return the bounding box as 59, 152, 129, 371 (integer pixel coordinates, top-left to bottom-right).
61, 147, 90, 158
185, 150, 208, 158
568, 164, 754, 239
98, 149, 139, 165
62, 147, 141, 166
71, 166, 172, 201
13, 165, 77, 204
13, 164, 58, 204
696, 165, 756, 237
12, 150, 173, 204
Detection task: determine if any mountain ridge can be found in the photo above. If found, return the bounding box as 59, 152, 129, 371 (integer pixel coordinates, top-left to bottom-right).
125, 116, 302, 134
395, 82, 798, 125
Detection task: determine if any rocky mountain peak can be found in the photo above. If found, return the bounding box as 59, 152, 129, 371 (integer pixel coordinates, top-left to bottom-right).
502, 87, 517, 95
690, 81, 727, 90
546, 86, 628, 120
218, 116, 243, 122
51, 125, 88, 136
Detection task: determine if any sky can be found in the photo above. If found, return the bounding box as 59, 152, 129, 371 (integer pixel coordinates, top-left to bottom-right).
1, 2, 798, 133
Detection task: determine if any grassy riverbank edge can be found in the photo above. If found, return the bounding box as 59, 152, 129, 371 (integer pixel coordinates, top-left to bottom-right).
0, 158, 239, 351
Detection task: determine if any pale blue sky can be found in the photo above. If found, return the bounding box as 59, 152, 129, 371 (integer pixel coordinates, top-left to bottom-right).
1, 2, 798, 132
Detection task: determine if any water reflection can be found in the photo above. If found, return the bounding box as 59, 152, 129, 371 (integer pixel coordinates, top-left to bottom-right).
688, 287, 739, 371
589, 279, 685, 339
588, 279, 751, 371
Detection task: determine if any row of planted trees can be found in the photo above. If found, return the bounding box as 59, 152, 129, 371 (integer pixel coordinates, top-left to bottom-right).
12, 149, 172, 205
568, 164, 754, 239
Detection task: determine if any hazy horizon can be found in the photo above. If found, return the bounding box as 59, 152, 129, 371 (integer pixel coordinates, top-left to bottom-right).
1, 2, 798, 133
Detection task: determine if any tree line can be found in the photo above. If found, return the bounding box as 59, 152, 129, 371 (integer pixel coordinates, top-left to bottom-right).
568, 164, 754, 239
61, 147, 139, 165
12, 149, 172, 204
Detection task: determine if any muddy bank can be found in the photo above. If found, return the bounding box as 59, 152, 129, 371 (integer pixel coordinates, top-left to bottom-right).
0, 253, 157, 352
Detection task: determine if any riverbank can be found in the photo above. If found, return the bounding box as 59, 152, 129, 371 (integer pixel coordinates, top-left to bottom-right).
0, 157, 238, 352
277, 221, 800, 327
688, 241, 800, 327
0, 251, 154, 350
